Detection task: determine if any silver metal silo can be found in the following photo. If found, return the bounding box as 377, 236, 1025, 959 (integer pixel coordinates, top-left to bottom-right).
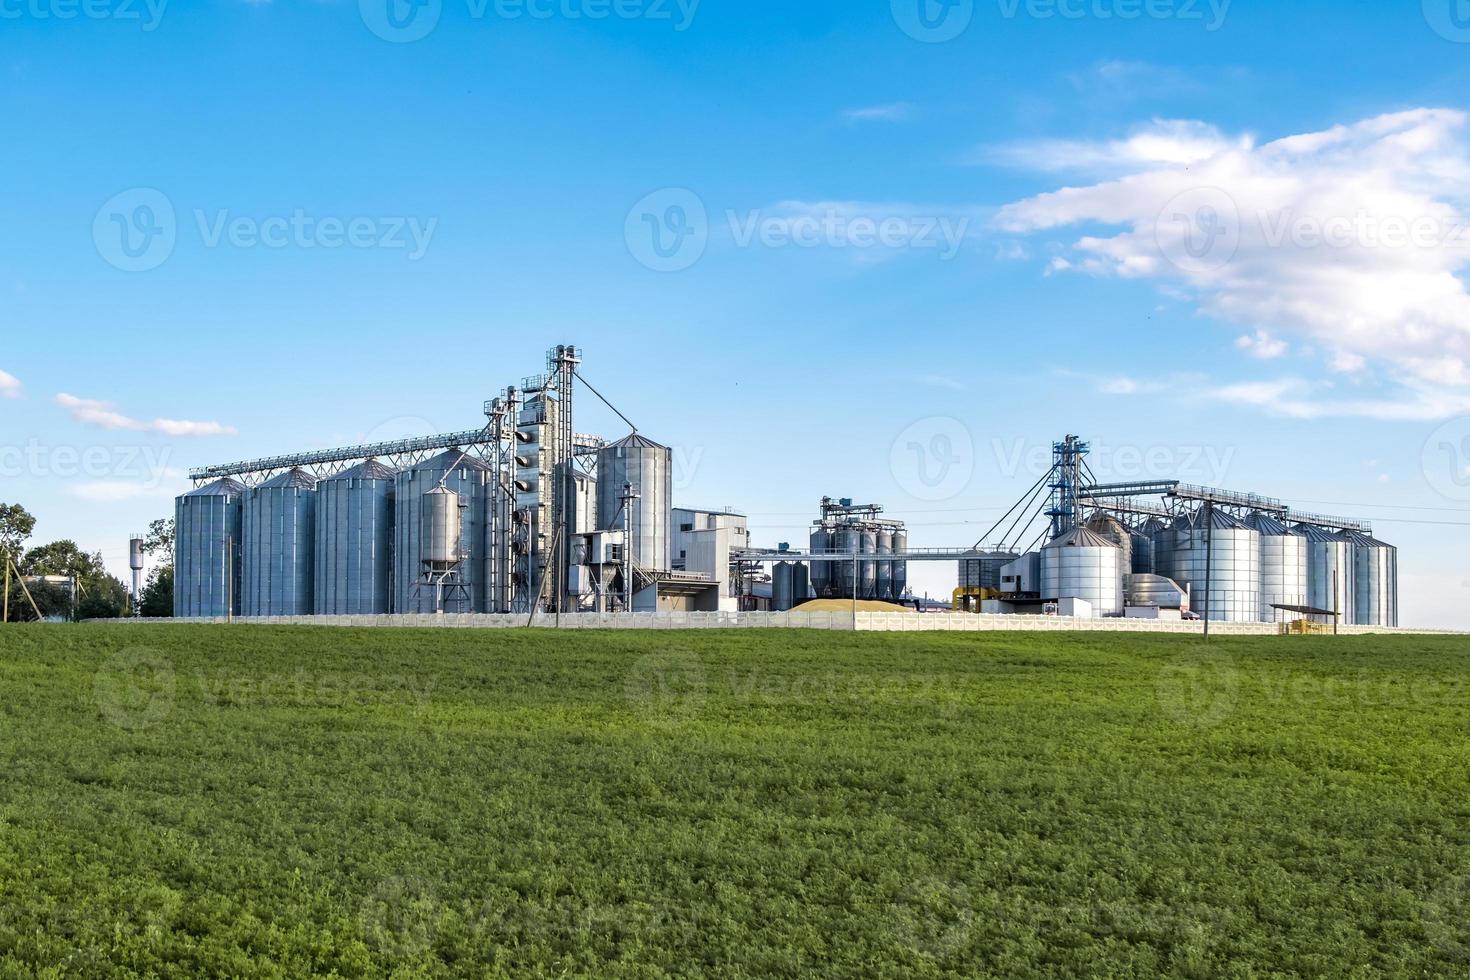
1168, 509, 1261, 623
1246, 512, 1307, 623
1346, 530, 1397, 627
793, 562, 810, 607
876, 529, 894, 601
1132, 518, 1164, 575
1299, 524, 1355, 625
596, 433, 672, 574
420, 486, 463, 572
241, 468, 318, 617
1040, 526, 1124, 617
772, 562, 795, 612
832, 526, 860, 598
174, 477, 246, 618
314, 459, 396, 616
809, 528, 832, 598
892, 529, 908, 600
860, 528, 879, 600
394, 450, 492, 614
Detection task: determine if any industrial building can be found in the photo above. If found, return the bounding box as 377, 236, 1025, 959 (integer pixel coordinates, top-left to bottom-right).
175, 350, 1397, 629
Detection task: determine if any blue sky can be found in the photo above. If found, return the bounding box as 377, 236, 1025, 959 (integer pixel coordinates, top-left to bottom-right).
3, 0, 1470, 626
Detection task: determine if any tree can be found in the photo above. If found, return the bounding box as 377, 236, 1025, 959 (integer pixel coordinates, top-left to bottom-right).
16, 541, 129, 621
140, 565, 173, 618
0, 502, 35, 568
143, 518, 175, 567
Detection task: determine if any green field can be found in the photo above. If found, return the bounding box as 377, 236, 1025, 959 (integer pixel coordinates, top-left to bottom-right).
1, 626, 1468, 978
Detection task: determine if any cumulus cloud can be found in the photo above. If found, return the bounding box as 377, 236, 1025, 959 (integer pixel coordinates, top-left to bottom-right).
55, 393, 236, 437
1235, 329, 1288, 359
996, 108, 1470, 419
0, 369, 21, 399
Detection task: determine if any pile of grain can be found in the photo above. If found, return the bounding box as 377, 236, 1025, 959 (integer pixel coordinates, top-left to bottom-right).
790, 599, 917, 613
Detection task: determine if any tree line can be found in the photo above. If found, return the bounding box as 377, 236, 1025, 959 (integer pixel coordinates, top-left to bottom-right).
0, 502, 173, 621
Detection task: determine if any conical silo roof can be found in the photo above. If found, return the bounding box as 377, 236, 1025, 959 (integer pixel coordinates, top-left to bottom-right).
410, 449, 492, 472
1245, 511, 1299, 536
606, 432, 668, 451
1296, 523, 1350, 543
323, 458, 398, 482
1044, 526, 1118, 549
257, 468, 317, 490
186, 477, 247, 497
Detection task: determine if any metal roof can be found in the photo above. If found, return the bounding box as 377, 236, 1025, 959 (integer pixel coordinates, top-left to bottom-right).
1044, 526, 1117, 549
321, 458, 398, 482
257, 468, 318, 490
605, 432, 668, 451
185, 477, 247, 497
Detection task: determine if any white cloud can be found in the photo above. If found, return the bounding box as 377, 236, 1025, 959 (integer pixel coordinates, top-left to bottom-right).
1207, 376, 1470, 420
0, 369, 21, 399
997, 108, 1470, 419
986, 118, 1248, 173
843, 103, 913, 124
68, 480, 184, 502
55, 393, 236, 437
1235, 329, 1288, 359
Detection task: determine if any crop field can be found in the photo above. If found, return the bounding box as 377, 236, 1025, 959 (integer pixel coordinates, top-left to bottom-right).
1, 626, 1468, 977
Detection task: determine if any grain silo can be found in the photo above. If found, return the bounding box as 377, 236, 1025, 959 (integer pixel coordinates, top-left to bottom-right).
1245, 512, 1307, 624
241, 468, 318, 617
1346, 530, 1397, 627
1299, 524, 1355, 624
1040, 526, 1124, 617
174, 477, 246, 618
1131, 517, 1164, 575
314, 459, 396, 615
1167, 509, 1261, 623
891, 529, 908, 600
596, 433, 673, 574
394, 450, 492, 614
809, 527, 832, 597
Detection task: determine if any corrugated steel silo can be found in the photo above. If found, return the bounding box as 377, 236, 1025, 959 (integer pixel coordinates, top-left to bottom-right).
1132, 518, 1165, 575
860, 528, 879, 599
772, 562, 795, 612
832, 526, 860, 598
240, 469, 317, 617
1168, 509, 1261, 623
1346, 530, 1397, 627
1246, 512, 1307, 623
876, 529, 894, 601
1040, 526, 1123, 617
174, 477, 246, 618
394, 450, 492, 614
793, 562, 810, 607
1299, 524, 1355, 624
892, 530, 908, 600
596, 433, 672, 573
314, 459, 396, 615
809, 528, 832, 597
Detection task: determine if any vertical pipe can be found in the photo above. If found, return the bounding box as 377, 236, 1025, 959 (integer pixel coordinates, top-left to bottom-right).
1203, 502, 1214, 640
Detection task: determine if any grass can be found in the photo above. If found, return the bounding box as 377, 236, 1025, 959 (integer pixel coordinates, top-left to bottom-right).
0, 625, 1468, 978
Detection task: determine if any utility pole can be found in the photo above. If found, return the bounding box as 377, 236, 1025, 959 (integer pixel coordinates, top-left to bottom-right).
227, 535, 235, 624
1203, 501, 1214, 641
2, 546, 9, 624
852, 547, 859, 630
622, 482, 639, 613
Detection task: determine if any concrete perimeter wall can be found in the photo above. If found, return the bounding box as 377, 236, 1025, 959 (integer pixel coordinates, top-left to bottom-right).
103, 612, 1452, 636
